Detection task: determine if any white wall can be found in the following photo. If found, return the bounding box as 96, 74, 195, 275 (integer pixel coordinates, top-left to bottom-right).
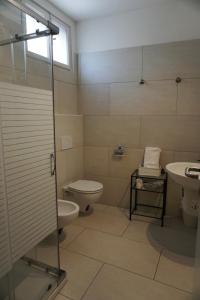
77, 1, 200, 53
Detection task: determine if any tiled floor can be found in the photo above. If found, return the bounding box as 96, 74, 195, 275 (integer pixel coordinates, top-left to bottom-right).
56, 204, 196, 300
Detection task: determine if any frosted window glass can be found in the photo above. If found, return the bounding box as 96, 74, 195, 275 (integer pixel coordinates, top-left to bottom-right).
53, 19, 70, 66
26, 14, 48, 58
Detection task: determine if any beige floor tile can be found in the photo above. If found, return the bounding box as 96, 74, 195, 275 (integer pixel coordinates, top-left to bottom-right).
60, 249, 102, 300
123, 220, 162, 249
103, 205, 128, 217
60, 224, 85, 248
55, 294, 71, 300
82, 264, 192, 300
68, 229, 160, 279
74, 210, 129, 236
155, 250, 194, 293
93, 203, 108, 212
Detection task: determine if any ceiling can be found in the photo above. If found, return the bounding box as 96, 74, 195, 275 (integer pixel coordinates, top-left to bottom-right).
48, 0, 171, 21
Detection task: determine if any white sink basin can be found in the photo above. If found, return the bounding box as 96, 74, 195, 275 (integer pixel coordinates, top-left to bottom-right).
166, 162, 200, 191
166, 162, 200, 218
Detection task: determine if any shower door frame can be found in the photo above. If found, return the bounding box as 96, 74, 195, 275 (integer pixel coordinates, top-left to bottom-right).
0, 0, 65, 298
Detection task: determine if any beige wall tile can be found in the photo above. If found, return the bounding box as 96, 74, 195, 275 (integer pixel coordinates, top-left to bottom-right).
84, 116, 140, 147
56, 147, 83, 188
178, 79, 200, 115
55, 115, 83, 151
110, 81, 177, 115
57, 185, 63, 199
160, 151, 174, 168
174, 151, 200, 162
27, 57, 51, 78
109, 148, 144, 179
79, 47, 142, 84
78, 84, 110, 115
54, 66, 75, 84
54, 81, 78, 114
140, 116, 200, 152
26, 73, 51, 90
85, 175, 129, 207
143, 40, 200, 80
0, 66, 13, 83
0, 44, 12, 68
108, 116, 141, 147
84, 116, 110, 146
84, 146, 109, 176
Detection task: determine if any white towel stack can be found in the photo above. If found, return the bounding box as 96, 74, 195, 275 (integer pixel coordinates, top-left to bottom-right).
143, 147, 161, 169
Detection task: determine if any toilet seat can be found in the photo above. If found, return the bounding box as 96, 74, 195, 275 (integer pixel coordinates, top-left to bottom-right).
68, 180, 103, 194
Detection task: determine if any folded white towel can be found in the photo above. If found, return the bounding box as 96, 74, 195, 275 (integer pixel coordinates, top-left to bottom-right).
143, 147, 161, 169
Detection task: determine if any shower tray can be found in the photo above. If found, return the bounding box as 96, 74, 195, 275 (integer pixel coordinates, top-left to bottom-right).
0, 257, 65, 300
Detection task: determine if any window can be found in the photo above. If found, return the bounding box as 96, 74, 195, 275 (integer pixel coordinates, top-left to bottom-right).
52, 18, 70, 67
25, 13, 71, 68
26, 14, 49, 58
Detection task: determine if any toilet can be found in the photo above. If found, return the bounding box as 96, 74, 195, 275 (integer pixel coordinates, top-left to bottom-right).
57, 199, 79, 229
63, 180, 103, 213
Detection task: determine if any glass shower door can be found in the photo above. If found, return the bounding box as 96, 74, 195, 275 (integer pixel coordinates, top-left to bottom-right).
0, 1, 64, 299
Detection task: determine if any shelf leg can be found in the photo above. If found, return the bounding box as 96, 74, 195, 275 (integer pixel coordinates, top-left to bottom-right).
129, 179, 132, 221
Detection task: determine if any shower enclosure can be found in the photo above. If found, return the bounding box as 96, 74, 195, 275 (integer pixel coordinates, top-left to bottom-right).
0, 0, 65, 299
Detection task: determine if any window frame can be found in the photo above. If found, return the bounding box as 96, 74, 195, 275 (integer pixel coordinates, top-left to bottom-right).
51, 16, 72, 71
25, 15, 50, 63
24, 7, 72, 70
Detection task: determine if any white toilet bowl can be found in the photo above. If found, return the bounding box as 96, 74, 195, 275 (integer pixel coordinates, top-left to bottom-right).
57, 199, 79, 229
63, 180, 103, 213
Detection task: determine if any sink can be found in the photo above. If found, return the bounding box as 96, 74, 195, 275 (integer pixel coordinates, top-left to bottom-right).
166, 162, 200, 191
166, 162, 200, 218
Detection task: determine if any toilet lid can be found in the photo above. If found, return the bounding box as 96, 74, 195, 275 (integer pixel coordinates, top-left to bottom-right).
68, 180, 103, 193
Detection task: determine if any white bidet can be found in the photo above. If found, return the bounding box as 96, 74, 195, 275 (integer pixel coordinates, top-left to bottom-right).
57, 199, 79, 229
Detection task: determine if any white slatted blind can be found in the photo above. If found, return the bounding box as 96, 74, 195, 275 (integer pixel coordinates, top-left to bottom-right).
0, 82, 57, 266
0, 115, 12, 279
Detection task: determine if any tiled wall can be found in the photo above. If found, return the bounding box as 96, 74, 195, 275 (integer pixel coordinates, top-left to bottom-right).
55, 73, 84, 198
78, 39, 200, 216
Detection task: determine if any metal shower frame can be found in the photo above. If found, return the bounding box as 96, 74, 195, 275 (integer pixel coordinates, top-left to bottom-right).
0, 0, 59, 46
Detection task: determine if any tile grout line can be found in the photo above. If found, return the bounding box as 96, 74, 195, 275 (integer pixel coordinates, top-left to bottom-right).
63, 246, 158, 282
79, 77, 200, 86
67, 222, 163, 249
69, 223, 130, 239
80, 263, 105, 300
153, 248, 163, 280
60, 235, 193, 296
154, 279, 193, 295
60, 208, 194, 296
59, 292, 74, 300
62, 247, 104, 265
120, 220, 130, 237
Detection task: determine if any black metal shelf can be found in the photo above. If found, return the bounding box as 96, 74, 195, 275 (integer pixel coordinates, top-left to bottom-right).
129, 169, 168, 227
132, 187, 164, 194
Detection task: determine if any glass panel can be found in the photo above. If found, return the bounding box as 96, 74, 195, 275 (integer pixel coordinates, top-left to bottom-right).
52, 17, 70, 66
0, 1, 62, 299
194, 215, 200, 299
0, 274, 10, 300
26, 14, 49, 58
